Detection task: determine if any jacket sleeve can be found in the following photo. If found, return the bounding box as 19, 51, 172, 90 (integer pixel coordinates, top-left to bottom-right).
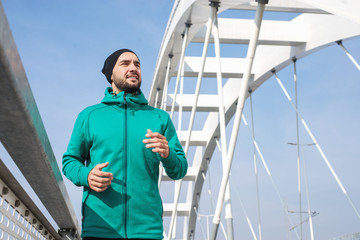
62, 111, 92, 187
161, 114, 188, 180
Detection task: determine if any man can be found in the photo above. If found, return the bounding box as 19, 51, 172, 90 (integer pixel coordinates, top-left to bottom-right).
62, 49, 188, 240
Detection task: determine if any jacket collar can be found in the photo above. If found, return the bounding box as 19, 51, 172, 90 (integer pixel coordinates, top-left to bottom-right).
101, 87, 148, 107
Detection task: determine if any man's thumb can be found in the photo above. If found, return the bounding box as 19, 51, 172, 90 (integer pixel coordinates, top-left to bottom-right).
96, 162, 109, 171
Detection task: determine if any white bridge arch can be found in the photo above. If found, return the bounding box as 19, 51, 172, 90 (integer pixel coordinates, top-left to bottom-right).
149, 1, 360, 239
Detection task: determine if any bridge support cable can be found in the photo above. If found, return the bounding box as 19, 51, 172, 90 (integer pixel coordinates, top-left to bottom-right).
154, 88, 160, 109
169, 64, 185, 240
203, 160, 215, 213
231, 174, 259, 240
336, 40, 360, 71
161, 54, 173, 111
179, 63, 189, 238
212, 2, 234, 239
241, 114, 300, 240
182, 3, 215, 155
199, 160, 219, 239
301, 146, 316, 240
210, 1, 267, 239
166, 38, 187, 239
158, 164, 164, 189
292, 58, 316, 239
219, 222, 228, 240
158, 55, 174, 189
168, 3, 217, 239
194, 188, 216, 240
193, 207, 209, 240
292, 58, 303, 240
167, 27, 188, 240
178, 62, 185, 137
287, 143, 317, 239
170, 23, 191, 119
249, 93, 262, 240
272, 71, 360, 220
160, 31, 186, 238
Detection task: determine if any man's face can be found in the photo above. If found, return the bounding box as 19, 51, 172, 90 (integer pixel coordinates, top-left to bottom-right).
111, 52, 142, 93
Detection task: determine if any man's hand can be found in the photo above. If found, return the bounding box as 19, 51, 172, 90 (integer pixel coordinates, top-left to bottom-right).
143, 129, 170, 158
88, 162, 113, 192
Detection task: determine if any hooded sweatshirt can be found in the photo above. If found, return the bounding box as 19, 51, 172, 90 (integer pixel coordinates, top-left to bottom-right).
62, 87, 187, 239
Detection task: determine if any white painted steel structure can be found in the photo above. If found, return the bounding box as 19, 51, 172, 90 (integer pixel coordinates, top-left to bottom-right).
149, 0, 360, 239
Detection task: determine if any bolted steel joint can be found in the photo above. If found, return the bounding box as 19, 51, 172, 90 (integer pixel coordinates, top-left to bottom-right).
209, 0, 221, 9
14, 199, 21, 207
58, 228, 78, 240
2, 187, 9, 195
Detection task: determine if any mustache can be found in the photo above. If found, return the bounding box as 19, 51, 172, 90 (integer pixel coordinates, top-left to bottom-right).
126, 73, 139, 78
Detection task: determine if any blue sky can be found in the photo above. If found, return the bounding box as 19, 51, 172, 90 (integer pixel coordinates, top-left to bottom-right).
1, 0, 173, 235
1, 1, 359, 239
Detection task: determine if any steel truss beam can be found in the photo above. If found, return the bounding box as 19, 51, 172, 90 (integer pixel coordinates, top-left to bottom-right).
150, 0, 360, 239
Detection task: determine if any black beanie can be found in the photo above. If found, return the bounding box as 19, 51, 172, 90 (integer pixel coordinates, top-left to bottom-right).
101, 49, 139, 83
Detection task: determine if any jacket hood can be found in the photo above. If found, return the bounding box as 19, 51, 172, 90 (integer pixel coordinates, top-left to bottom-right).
101, 87, 148, 106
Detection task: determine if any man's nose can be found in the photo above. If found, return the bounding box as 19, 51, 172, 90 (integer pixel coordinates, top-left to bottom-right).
129, 62, 137, 71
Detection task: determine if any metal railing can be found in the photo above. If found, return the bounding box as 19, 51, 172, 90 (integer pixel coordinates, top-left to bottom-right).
0, 159, 59, 240
0, 1, 80, 239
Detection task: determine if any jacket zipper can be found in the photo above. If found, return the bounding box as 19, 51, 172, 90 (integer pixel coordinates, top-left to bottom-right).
123, 94, 128, 239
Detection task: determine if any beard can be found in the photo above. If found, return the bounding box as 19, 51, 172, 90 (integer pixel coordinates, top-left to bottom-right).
113, 78, 141, 94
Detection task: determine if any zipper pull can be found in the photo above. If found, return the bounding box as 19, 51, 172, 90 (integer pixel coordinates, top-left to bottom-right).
123, 94, 127, 106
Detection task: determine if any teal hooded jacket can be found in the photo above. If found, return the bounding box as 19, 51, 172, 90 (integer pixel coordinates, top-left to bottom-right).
62, 87, 187, 239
